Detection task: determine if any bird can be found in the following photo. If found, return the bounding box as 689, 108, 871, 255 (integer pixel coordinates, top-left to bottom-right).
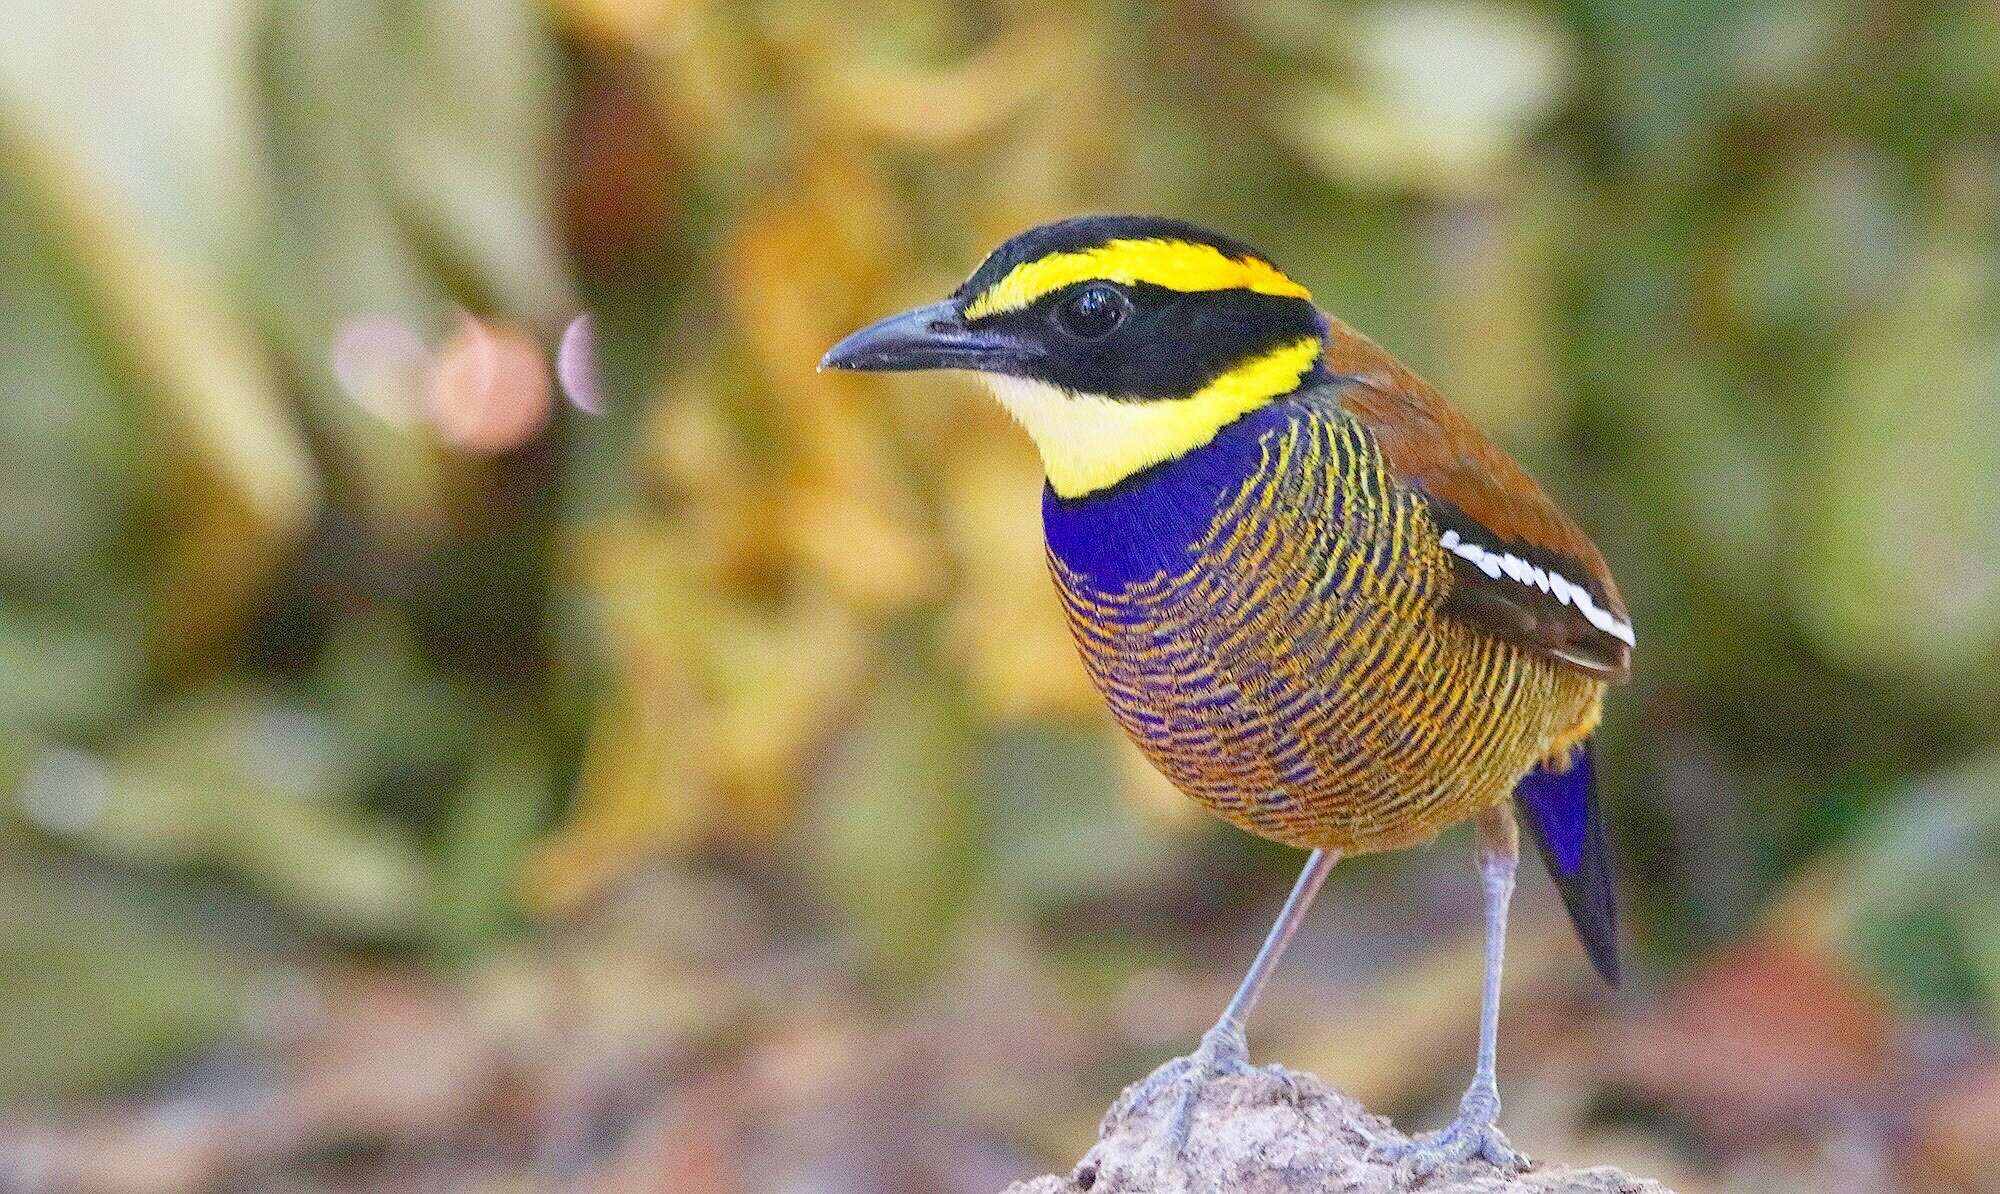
821, 214, 1632, 1171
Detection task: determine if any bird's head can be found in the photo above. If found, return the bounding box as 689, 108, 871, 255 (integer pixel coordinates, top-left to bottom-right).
822, 215, 1329, 498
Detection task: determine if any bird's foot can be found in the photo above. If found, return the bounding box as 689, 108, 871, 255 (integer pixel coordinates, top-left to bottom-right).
1372, 1082, 1528, 1176
1123, 1017, 1267, 1157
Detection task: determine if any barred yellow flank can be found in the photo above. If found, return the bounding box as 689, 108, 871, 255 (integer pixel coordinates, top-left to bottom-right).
1050, 389, 1605, 854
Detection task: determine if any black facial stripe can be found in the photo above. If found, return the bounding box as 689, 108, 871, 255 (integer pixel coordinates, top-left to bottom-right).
971, 281, 1327, 400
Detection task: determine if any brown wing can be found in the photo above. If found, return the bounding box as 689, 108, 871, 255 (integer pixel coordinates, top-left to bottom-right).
1327, 319, 1634, 683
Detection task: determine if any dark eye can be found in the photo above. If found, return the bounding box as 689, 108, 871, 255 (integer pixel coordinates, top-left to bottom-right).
1054, 284, 1130, 339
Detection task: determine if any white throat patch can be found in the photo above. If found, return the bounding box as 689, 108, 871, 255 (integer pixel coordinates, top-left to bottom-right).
978, 336, 1321, 499
982, 375, 1202, 498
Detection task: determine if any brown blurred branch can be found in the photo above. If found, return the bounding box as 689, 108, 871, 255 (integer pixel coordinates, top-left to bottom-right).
1004, 1065, 1673, 1194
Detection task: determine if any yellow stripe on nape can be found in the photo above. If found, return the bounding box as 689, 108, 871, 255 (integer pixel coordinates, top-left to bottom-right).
982, 336, 1323, 498
964, 238, 1311, 319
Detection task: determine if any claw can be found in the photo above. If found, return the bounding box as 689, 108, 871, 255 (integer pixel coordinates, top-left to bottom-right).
1124, 1019, 1256, 1156
1374, 1083, 1529, 1176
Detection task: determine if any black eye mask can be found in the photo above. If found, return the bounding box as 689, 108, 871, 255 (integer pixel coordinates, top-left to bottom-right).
971, 282, 1327, 400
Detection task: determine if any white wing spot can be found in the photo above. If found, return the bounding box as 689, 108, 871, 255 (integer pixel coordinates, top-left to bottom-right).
1439, 529, 1636, 647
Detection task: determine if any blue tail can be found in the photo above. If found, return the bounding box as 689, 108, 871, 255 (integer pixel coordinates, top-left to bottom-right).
1514, 741, 1621, 985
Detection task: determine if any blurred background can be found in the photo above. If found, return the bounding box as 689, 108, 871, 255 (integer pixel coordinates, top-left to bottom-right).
2, 1, 1998, 1191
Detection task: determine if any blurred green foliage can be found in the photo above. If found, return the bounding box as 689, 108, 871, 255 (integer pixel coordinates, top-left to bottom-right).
1, 0, 1997, 1126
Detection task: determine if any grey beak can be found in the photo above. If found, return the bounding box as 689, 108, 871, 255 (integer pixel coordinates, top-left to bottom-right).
820, 300, 1023, 373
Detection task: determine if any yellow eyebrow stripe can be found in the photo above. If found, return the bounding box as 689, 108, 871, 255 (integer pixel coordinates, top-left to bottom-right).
964, 238, 1311, 319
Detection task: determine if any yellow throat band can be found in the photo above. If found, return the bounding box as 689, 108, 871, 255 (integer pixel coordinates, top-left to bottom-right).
984, 336, 1323, 498
964, 238, 1311, 319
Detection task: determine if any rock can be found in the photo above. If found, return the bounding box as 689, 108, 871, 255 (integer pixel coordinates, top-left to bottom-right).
1003, 1064, 1672, 1194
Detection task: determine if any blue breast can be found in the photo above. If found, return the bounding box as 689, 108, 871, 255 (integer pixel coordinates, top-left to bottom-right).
1041, 399, 1300, 592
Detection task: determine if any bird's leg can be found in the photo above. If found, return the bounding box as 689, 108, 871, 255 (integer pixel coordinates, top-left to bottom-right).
1380, 804, 1529, 1173
1127, 847, 1339, 1154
